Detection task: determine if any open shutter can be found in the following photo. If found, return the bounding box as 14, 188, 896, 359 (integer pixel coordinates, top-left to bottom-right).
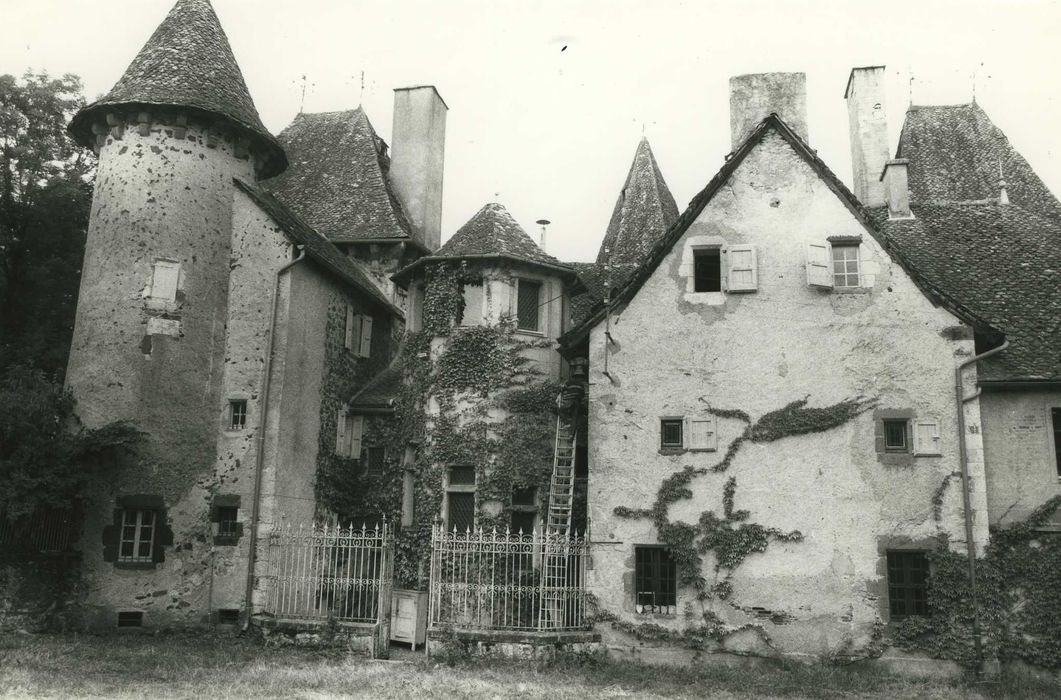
727, 245, 758, 292
336, 408, 348, 455
344, 306, 356, 350
806, 243, 833, 289
350, 414, 364, 461
913, 419, 941, 456
151, 260, 180, 301
358, 315, 373, 358
688, 417, 718, 451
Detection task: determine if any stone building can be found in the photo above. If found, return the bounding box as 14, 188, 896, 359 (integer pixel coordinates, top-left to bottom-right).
52, 0, 1059, 657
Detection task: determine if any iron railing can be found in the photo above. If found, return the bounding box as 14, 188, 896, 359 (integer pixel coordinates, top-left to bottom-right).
428, 524, 591, 633
266, 520, 392, 624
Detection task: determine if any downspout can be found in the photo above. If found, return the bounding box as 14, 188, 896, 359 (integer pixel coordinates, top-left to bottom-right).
954, 338, 1009, 674
242, 244, 307, 630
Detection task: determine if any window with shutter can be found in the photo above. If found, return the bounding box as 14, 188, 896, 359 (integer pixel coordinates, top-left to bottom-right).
727, 245, 758, 292
693, 249, 722, 292
349, 414, 363, 460
688, 417, 718, 451
660, 419, 683, 449
831, 243, 861, 288
150, 260, 180, 301
806, 243, 833, 288
358, 315, 373, 358
913, 419, 941, 456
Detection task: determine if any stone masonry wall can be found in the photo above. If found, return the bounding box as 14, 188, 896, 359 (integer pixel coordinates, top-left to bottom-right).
586, 129, 984, 658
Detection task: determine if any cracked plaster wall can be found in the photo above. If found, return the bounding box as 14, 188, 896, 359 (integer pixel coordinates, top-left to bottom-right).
586, 130, 986, 657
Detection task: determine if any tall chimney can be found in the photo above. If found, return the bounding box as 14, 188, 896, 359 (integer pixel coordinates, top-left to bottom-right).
390, 86, 448, 251
845, 66, 889, 208
881, 159, 913, 219
729, 72, 809, 149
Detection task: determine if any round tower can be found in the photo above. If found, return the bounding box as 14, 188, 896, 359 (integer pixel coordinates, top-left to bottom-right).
65, 0, 286, 493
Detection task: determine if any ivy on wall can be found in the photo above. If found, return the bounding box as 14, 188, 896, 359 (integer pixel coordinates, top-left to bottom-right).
613, 395, 876, 642
894, 496, 1061, 669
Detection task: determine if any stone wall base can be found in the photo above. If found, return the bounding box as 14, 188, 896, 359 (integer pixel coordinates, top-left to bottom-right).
427, 629, 603, 660
251, 615, 376, 653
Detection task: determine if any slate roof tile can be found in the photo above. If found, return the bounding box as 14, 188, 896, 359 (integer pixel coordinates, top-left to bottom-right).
264, 108, 419, 247
69, 0, 286, 178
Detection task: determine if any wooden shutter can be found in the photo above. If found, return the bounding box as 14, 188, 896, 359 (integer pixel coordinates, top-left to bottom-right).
806, 243, 833, 289
335, 407, 348, 455
151, 260, 180, 301
358, 315, 373, 358
913, 419, 941, 456
726, 245, 758, 292
688, 417, 718, 451
350, 414, 364, 460
344, 306, 356, 350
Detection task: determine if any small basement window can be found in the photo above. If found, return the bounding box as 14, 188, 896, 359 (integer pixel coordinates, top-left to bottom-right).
635, 547, 676, 612
886, 551, 929, 618
883, 419, 909, 453
216, 506, 239, 538
832, 244, 861, 288
117, 611, 143, 628
660, 419, 683, 449
216, 609, 240, 626
516, 279, 542, 332
693, 249, 722, 292
229, 400, 247, 430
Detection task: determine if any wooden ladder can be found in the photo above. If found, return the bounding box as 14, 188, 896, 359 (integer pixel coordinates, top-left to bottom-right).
546, 411, 576, 535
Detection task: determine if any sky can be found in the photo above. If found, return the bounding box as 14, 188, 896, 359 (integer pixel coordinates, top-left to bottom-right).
4, 0, 1061, 262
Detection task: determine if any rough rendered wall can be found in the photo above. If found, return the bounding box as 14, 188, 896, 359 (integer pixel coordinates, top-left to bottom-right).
67, 120, 257, 629
981, 389, 1061, 524
587, 130, 980, 657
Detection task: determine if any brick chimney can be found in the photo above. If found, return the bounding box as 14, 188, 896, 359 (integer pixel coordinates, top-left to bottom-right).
390, 86, 448, 251
881, 159, 913, 219
729, 72, 809, 149
845, 66, 889, 207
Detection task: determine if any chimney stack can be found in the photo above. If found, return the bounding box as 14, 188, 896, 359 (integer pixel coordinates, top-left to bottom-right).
729, 72, 809, 149
881, 159, 913, 219
390, 86, 448, 252
845, 66, 889, 207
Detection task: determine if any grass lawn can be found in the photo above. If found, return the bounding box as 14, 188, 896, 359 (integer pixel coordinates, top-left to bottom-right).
1, 632, 1059, 699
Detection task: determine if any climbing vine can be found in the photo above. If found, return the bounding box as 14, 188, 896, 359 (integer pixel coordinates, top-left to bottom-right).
614, 395, 876, 640
894, 496, 1061, 669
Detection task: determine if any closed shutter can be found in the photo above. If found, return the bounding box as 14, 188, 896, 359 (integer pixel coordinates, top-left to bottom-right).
727, 245, 758, 292
913, 419, 941, 456
350, 414, 364, 461
688, 417, 718, 451
358, 315, 373, 358
151, 260, 180, 301
344, 306, 356, 350
806, 243, 833, 288
336, 408, 348, 455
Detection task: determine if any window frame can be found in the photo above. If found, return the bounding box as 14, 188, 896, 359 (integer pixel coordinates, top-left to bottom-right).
692, 248, 723, 293
444, 465, 477, 532
660, 418, 684, 450
886, 550, 930, 619
634, 546, 677, 613
515, 278, 543, 333
118, 508, 157, 564
216, 506, 239, 538
830, 243, 861, 289
228, 399, 247, 431
883, 419, 910, 453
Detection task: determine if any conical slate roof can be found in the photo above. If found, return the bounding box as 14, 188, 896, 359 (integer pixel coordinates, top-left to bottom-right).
264, 108, 418, 246
595, 137, 680, 267
69, 0, 286, 178
435, 203, 564, 266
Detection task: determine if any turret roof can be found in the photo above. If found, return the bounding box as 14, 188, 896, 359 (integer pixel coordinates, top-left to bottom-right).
69, 0, 285, 177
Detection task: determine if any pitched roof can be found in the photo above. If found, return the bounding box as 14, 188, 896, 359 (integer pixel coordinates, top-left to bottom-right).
233, 179, 402, 318
264, 108, 423, 248
69, 0, 285, 178
596, 138, 681, 267
898, 102, 1061, 220
393, 203, 577, 283
560, 114, 994, 348
567, 261, 638, 327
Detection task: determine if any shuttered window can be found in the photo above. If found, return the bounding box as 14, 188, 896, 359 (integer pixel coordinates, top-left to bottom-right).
119, 509, 157, 563
516, 279, 542, 332
832, 244, 861, 287
913, 419, 941, 456
150, 260, 180, 301
660, 419, 683, 449
727, 245, 758, 292
358, 315, 373, 358
687, 417, 718, 451
693, 249, 722, 292
806, 243, 832, 288
336, 409, 363, 458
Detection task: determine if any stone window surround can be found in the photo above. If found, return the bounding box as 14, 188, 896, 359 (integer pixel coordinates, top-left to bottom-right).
102, 495, 174, 570
210, 494, 243, 546
223, 393, 251, 433
679, 235, 728, 306
659, 416, 684, 454
509, 272, 552, 338
874, 535, 937, 623
874, 408, 943, 466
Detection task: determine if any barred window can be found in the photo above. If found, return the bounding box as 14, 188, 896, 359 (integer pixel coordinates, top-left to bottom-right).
229, 400, 247, 430
660, 419, 683, 449
516, 279, 542, 332
216, 506, 239, 538
635, 546, 676, 611
119, 509, 157, 563
447, 493, 475, 533
883, 419, 909, 453
365, 446, 386, 476
887, 550, 929, 618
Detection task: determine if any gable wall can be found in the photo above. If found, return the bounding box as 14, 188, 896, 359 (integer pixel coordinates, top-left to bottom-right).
586, 130, 984, 656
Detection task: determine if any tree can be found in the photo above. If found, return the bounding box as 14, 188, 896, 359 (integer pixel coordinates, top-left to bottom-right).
0, 72, 95, 379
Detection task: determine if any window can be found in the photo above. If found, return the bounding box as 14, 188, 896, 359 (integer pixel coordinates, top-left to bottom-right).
1052, 408, 1061, 477
365, 446, 386, 476
516, 279, 542, 332
510, 486, 538, 535
660, 419, 683, 449
117, 611, 144, 628
693, 249, 722, 292
336, 408, 363, 458
119, 509, 157, 563
883, 419, 909, 453
726, 245, 758, 292
831, 244, 861, 288
635, 547, 676, 612
344, 308, 373, 358
458, 280, 485, 326
216, 506, 239, 538
886, 551, 929, 618
228, 400, 247, 430
149, 260, 180, 302
445, 466, 476, 532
